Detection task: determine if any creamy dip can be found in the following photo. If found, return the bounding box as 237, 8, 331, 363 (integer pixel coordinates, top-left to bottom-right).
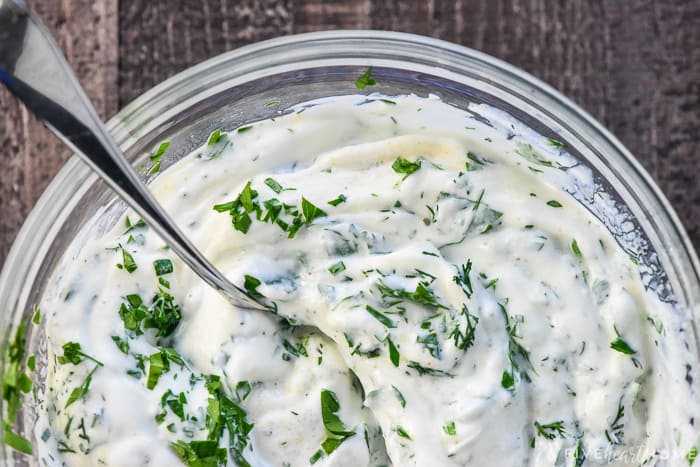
30, 95, 699, 466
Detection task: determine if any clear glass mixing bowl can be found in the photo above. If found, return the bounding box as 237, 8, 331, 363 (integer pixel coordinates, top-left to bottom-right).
1, 30, 699, 465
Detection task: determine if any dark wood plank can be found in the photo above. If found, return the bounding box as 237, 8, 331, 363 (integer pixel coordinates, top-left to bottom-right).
0, 0, 118, 267
293, 0, 371, 32
118, 0, 293, 105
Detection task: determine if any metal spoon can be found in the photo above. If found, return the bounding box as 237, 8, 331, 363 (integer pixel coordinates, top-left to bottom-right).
0, 0, 265, 311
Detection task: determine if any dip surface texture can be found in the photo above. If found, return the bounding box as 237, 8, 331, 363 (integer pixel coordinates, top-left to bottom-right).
37, 95, 699, 466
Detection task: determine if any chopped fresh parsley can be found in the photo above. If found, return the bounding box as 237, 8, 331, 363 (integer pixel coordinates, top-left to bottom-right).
264, 177, 284, 194
214, 182, 327, 238
119, 290, 182, 340
147, 351, 168, 389
66, 366, 98, 407
501, 371, 515, 390
301, 197, 327, 224
546, 200, 563, 208
571, 239, 583, 259
281, 337, 309, 360
392, 385, 406, 408
386, 335, 400, 367
170, 439, 226, 467
610, 336, 636, 355
243, 275, 263, 298
153, 258, 173, 276
2, 314, 34, 454
111, 335, 129, 354
58, 342, 103, 367
355, 67, 376, 89
394, 426, 412, 440
328, 261, 346, 276
124, 216, 147, 235
116, 245, 138, 273
391, 157, 421, 179
327, 194, 347, 207
204, 375, 254, 466
207, 129, 225, 145
148, 141, 170, 175
365, 305, 396, 328
443, 421, 457, 436
311, 389, 356, 463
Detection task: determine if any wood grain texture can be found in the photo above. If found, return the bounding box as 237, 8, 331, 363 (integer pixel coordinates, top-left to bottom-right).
1, 0, 699, 268
0, 0, 118, 265
118, 0, 293, 105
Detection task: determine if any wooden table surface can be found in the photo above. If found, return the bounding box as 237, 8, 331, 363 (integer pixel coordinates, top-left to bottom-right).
1, 0, 698, 267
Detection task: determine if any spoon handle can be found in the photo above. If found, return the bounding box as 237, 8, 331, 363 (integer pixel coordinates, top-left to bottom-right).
0, 0, 263, 311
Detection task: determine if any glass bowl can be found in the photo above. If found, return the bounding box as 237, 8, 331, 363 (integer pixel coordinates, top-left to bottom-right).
2, 30, 699, 465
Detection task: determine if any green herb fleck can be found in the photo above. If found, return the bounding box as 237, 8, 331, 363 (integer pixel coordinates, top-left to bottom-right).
392, 157, 421, 179
571, 239, 583, 258
365, 305, 396, 328
407, 361, 454, 378
301, 198, 327, 224
327, 194, 347, 207
208, 129, 225, 145
66, 366, 98, 407
111, 336, 129, 354
394, 426, 412, 440
449, 305, 478, 351
264, 177, 284, 194
515, 142, 553, 167
117, 245, 138, 273
392, 385, 406, 408
377, 280, 447, 310
453, 260, 473, 298
387, 335, 400, 367
328, 262, 346, 276
153, 259, 174, 276
355, 67, 376, 89
243, 275, 263, 298
546, 200, 563, 208
610, 337, 636, 355
170, 440, 226, 467
501, 371, 515, 390
604, 399, 625, 445
58, 342, 103, 367
148, 141, 170, 175
443, 421, 457, 436
312, 389, 356, 462
534, 420, 566, 440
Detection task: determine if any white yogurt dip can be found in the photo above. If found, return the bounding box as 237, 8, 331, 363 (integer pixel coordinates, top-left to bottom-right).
29, 94, 699, 466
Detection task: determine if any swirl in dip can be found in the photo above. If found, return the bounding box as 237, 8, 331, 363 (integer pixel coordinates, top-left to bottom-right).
32, 94, 698, 466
